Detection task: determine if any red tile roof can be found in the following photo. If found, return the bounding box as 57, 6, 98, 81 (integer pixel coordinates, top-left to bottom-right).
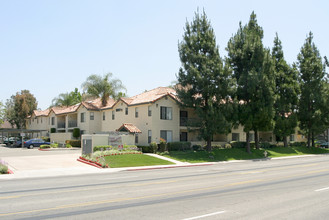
122, 87, 178, 105
116, 123, 142, 133
31, 87, 178, 116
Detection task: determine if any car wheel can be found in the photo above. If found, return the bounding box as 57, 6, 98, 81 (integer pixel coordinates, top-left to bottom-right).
29, 144, 34, 149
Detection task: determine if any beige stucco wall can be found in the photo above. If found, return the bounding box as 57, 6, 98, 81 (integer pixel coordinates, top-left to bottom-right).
101, 97, 180, 146
50, 132, 73, 143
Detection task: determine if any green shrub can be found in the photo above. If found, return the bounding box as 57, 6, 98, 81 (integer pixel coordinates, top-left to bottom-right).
230, 141, 246, 148
150, 142, 158, 153
94, 145, 112, 152
73, 128, 80, 139
41, 137, 50, 142
66, 144, 72, 148
50, 128, 56, 133
139, 146, 153, 153
290, 142, 307, 147
65, 140, 81, 147
0, 165, 8, 174
224, 143, 232, 149
159, 141, 167, 152
50, 143, 58, 148
192, 145, 202, 151
0, 160, 8, 174
40, 144, 51, 149
260, 142, 271, 149
167, 142, 191, 151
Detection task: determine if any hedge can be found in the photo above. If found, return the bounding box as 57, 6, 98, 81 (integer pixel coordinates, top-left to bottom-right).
167, 142, 191, 151
139, 146, 153, 153
65, 140, 81, 147
93, 145, 112, 152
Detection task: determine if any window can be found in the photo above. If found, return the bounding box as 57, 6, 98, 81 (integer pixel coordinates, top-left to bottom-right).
290, 134, 295, 142
249, 133, 255, 142
112, 111, 115, 120
160, 107, 172, 120
103, 112, 105, 121
180, 111, 188, 126
148, 106, 152, 116
125, 107, 128, 115
160, 130, 173, 142
81, 113, 85, 123
37, 118, 39, 124
135, 107, 138, 118
180, 132, 188, 142
135, 133, 139, 144
51, 117, 55, 125
116, 108, 122, 112
232, 133, 240, 141
148, 130, 152, 143
90, 112, 94, 120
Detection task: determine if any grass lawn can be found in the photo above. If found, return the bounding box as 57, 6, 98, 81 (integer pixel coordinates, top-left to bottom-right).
164, 146, 329, 163
104, 154, 174, 168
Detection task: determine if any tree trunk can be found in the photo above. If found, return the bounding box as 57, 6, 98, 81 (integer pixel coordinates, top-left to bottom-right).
283, 136, 288, 147
255, 130, 259, 150
311, 132, 315, 147
206, 138, 212, 152
246, 132, 251, 154
307, 131, 311, 148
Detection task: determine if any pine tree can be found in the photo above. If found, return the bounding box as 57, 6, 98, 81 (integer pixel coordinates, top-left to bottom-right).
176, 10, 234, 151
226, 12, 275, 153
297, 32, 328, 147
272, 33, 299, 147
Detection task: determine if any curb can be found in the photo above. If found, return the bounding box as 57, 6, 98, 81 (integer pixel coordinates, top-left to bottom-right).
127, 163, 214, 171
77, 158, 103, 169
38, 148, 50, 151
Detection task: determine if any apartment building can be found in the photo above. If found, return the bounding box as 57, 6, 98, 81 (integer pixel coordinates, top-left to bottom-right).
27, 87, 305, 146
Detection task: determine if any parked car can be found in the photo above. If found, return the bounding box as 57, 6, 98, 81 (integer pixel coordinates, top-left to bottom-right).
320, 142, 329, 148
4, 137, 20, 145
24, 139, 50, 149
13, 140, 23, 148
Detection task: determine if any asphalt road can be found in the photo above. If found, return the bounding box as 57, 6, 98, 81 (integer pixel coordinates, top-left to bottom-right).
1, 155, 329, 219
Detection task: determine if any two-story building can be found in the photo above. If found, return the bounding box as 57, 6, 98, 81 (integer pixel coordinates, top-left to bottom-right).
27, 87, 306, 146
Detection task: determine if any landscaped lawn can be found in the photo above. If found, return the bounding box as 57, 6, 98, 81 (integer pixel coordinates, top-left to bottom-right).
104, 154, 174, 168
266, 146, 329, 157
164, 146, 329, 163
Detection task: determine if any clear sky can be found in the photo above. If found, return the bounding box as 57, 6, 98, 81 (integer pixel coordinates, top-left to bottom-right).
1, 0, 328, 110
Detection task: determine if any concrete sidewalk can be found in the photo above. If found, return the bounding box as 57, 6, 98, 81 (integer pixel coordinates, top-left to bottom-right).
0, 152, 203, 180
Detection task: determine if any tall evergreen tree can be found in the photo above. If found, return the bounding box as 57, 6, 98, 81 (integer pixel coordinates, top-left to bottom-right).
226, 12, 275, 153
272, 33, 299, 147
297, 32, 328, 147
176, 10, 234, 151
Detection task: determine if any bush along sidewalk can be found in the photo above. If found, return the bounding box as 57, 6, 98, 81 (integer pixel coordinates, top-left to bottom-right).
80, 149, 142, 168
0, 159, 11, 174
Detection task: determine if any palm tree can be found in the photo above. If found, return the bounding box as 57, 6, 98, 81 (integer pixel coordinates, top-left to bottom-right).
51, 88, 82, 107
51, 93, 75, 107
81, 73, 126, 106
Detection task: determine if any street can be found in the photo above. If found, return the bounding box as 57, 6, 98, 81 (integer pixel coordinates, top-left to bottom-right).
1, 155, 329, 219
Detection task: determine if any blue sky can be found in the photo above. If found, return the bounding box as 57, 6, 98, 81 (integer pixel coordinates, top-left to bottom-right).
1, 0, 328, 110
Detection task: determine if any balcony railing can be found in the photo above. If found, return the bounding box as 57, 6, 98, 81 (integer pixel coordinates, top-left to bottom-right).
68, 121, 77, 128
180, 117, 199, 127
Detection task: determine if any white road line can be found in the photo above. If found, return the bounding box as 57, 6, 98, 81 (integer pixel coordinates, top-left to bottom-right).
315, 187, 329, 192
182, 211, 226, 220
102, 176, 138, 180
